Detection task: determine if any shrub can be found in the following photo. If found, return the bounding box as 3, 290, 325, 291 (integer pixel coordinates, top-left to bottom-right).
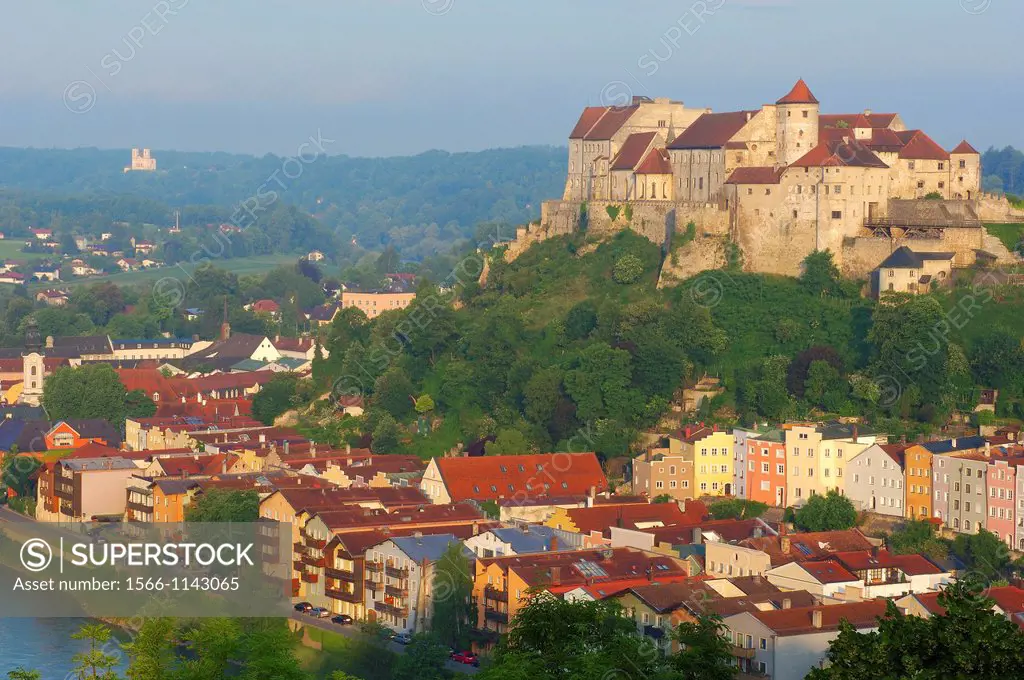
612, 253, 644, 284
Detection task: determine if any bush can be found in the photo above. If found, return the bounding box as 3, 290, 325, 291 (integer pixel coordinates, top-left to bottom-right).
612, 254, 644, 284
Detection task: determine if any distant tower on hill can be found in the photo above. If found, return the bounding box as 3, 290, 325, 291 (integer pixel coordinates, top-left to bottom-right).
775, 79, 819, 167
124, 148, 157, 173
20, 317, 44, 406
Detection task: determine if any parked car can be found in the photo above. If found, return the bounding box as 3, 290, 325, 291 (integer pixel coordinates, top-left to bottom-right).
293, 602, 313, 612
393, 632, 412, 645
331, 614, 354, 625
451, 651, 480, 667
309, 607, 331, 618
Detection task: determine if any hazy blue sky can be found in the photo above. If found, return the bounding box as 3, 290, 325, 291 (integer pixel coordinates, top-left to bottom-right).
0, 0, 1017, 157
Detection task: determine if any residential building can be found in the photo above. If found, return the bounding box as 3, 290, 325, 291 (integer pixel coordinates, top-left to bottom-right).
896, 585, 1024, 623
903, 444, 933, 520
340, 291, 416, 320
545, 500, 708, 547
665, 425, 735, 497
464, 525, 567, 558
986, 456, 1021, 546
722, 600, 889, 680
37, 457, 140, 522
743, 429, 788, 506
419, 452, 607, 505
632, 446, 693, 500
704, 528, 876, 578
846, 444, 907, 516
784, 423, 875, 506
874, 246, 955, 297
931, 447, 989, 533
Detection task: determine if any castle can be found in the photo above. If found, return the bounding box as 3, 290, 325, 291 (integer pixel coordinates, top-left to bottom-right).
124, 148, 157, 173
520, 80, 1019, 278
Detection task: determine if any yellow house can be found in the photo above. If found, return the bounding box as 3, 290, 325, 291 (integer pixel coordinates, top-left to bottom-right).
668, 426, 735, 497
783, 423, 875, 507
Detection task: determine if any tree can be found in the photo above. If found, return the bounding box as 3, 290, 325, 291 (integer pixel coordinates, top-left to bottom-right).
804, 360, 847, 412
414, 394, 435, 415
794, 489, 857, 532
887, 519, 949, 563
70, 622, 123, 680
238, 619, 308, 680
125, 389, 157, 419
431, 542, 474, 649
564, 301, 598, 341
669, 613, 738, 680
251, 373, 300, 425
371, 414, 400, 453
787, 346, 844, 399
6, 670, 41, 680
392, 634, 449, 680
372, 369, 415, 421
611, 253, 644, 284
482, 594, 668, 680
708, 499, 768, 520
124, 618, 176, 680
185, 489, 259, 522
485, 428, 531, 456
807, 582, 1024, 680
951, 529, 1012, 582
176, 618, 241, 680
800, 250, 841, 296
869, 295, 949, 414
42, 364, 128, 425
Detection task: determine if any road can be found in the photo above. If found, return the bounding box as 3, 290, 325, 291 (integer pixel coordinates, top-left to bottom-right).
291, 612, 480, 674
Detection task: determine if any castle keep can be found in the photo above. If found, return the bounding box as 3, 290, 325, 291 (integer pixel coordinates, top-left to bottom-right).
524, 80, 1014, 278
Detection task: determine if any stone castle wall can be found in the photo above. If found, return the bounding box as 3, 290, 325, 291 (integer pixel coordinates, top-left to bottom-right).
975, 192, 1024, 223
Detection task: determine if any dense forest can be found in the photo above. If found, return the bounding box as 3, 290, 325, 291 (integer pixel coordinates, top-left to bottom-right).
0, 145, 565, 261
981, 146, 1024, 195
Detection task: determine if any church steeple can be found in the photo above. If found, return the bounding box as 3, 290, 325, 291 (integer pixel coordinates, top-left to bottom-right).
23, 316, 42, 354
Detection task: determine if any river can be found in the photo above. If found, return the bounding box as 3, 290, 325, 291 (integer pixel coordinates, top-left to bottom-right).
0, 618, 130, 679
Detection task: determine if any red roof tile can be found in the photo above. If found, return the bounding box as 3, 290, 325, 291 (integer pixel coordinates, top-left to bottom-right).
776, 79, 818, 105
584, 106, 639, 141
725, 167, 783, 185
951, 140, 979, 154
117, 369, 179, 400
820, 113, 897, 130
752, 600, 888, 636
435, 452, 607, 503
668, 111, 757, 150
789, 139, 888, 168
635, 148, 672, 175
480, 547, 689, 588
610, 132, 658, 171
798, 560, 860, 584
252, 299, 280, 313
561, 500, 708, 537
830, 550, 942, 576
570, 106, 610, 139
862, 128, 906, 153
898, 130, 950, 161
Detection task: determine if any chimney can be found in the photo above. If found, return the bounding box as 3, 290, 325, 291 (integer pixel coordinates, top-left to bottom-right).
346, 443, 351, 455
472, 522, 480, 536
781, 535, 791, 553
551, 566, 561, 585
871, 544, 880, 558
221, 460, 227, 474
692, 527, 702, 545
852, 425, 858, 443
746, 111, 752, 122
586, 486, 597, 508
782, 598, 792, 610
275, 335, 280, 342
549, 535, 558, 552
646, 566, 654, 582
220, 322, 230, 341
985, 441, 991, 457
284, 440, 290, 455
863, 108, 872, 116
812, 609, 823, 629
951, 438, 957, 448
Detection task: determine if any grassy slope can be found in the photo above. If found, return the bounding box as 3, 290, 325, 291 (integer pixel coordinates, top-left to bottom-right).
985, 223, 1024, 252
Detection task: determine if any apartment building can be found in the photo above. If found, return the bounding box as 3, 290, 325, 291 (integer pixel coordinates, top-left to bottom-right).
783, 423, 875, 506
742, 429, 788, 506
845, 444, 908, 517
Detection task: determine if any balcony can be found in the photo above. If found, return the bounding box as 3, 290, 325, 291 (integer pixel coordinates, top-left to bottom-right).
365, 580, 382, 592
385, 584, 408, 598
305, 536, 327, 550
385, 565, 409, 579
293, 541, 304, 553
326, 566, 357, 582
293, 560, 306, 572
366, 561, 383, 573
302, 555, 326, 569
484, 608, 509, 624
326, 588, 363, 603
643, 624, 665, 640
374, 601, 408, 617
126, 500, 153, 514
483, 585, 508, 602
301, 572, 319, 584
732, 646, 757, 660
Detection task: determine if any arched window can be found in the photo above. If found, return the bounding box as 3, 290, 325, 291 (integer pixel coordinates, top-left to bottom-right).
651, 182, 657, 198
30, 365, 37, 376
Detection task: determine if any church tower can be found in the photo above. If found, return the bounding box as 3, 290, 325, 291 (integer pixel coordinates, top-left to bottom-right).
775, 79, 819, 167
20, 317, 44, 406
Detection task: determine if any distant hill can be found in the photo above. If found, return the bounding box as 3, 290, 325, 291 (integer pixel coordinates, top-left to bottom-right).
0, 145, 567, 260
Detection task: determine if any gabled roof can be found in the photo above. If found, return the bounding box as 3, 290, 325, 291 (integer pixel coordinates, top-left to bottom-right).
789, 138, 888, 168
830, 550, 943, 576
570, 107, 610, 139
862, 128, 907, 153
922, 436, 987, 454
795, 560, 860, 584
898, 130, 950, 161
820, 113, 897, 130
485, 525, 565, 554
951, 140, 979, 155
750, 600, 888, 636
635, 148, 672, 175
434, 452, 607, 502
776, 79, 818, 105
584, 106, 639, 141
610, 132, 658, 171
725, 167, 784, 185
561, 500, 708, 537
389, 533, 466, 564
668, 111, 758, 150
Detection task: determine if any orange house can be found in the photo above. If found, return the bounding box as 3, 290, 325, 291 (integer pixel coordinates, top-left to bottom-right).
903, 444, 933, 520
44, 421, 110, 450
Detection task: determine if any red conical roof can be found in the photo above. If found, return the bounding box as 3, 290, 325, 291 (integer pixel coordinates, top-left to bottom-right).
777, 79, 819, 105
951, 140, 979, 154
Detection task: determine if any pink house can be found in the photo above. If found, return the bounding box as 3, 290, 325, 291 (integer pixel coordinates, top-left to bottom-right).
986, 457, 1021, 546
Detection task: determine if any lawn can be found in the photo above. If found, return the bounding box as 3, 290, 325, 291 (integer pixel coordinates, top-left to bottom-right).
292, 624, 396, 680
0, 239, 48, 262
985, 223, 1024, 253
25, 254, 296, 291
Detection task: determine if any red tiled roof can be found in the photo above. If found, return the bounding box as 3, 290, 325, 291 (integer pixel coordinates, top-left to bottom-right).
789, 139, 888, 168
879, 444, 910, 468
752, 600, 888, 636
646, 518, 766, 544
898, 130, 950, 161
725, 167, 783, 185
830, 550, 943, 576
668, 111, 757, 150
171, 371, 278, 394
908, 586, 1024, 618
252, 299, 280, 313
798, 560, 860, 584
480, 547, 689, 588
820, 113, 897, 130
66, 442, 123, 459
635, 148, 672, 175
584, 106, 639, 141
776, 79, 818, 105
951, 140, 979, 154
434, 452, 607, 503
570, 106, 610, 139
862, 128, 906, 153
273, 336, 314, 352
117, 369, 179, 400
561, 500, 708, 536
740, 529, 875, 566
610, 132, 658, 171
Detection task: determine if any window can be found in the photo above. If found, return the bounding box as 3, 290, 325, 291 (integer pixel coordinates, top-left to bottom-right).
960, 159, 967, 169
831, 210, 842, 219
762, 462, 770, 473
938, 181, 945, 189
908, 161, 916, 170
917, 180, 925, 189
777, 464, 785, 475
656, 481, 664, 489
938, 162, 945, 170
802, 110, 809, 118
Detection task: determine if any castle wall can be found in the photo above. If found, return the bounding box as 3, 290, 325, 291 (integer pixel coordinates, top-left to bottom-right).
840, 226, 986, 278
950, 153, 981, 199
586, 201, 675, 244
670, 148, 727, 203
975, 193, 1024, 223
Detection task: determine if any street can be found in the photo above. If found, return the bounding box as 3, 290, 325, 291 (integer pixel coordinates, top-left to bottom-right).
290, 612, 480, 674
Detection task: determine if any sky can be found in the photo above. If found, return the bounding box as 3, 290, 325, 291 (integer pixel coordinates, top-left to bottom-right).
0, 0, 1018, 157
